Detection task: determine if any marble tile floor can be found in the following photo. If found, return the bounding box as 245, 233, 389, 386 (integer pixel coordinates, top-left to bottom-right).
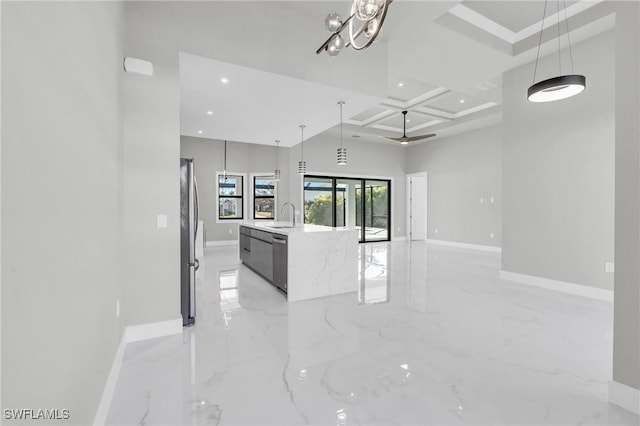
106, 242, 639, 426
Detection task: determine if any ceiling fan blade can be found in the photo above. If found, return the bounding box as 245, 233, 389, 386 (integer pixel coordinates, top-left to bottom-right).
384, 136, 408, 142
405, 133, 436, 142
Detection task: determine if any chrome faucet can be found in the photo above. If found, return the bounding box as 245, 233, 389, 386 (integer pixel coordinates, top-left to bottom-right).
281, 202, 296, 228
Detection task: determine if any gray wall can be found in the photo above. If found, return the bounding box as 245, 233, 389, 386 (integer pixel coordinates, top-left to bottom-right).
613, 2, 640, 392
288, 135, 408, 239
121, 3, 182, 327
406, 125, 502, 246
180, 136, 290, 242
181, 134, 407, 240
2, 2, 124, 424
502, 31, 615, 290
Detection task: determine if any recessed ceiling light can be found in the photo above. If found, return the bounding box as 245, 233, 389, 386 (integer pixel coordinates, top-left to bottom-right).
198, 130, 203, 134
460, 99, 465, 103
221, 77, 229, 84
398, 82, 404, 87
207, 111, 214, 115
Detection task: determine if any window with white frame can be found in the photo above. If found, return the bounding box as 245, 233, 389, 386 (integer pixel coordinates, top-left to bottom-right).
252, 175, 276, 220
217, 173, 245, 221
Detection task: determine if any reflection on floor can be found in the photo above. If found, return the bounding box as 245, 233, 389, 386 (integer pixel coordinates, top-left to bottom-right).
106, 242, 639, 425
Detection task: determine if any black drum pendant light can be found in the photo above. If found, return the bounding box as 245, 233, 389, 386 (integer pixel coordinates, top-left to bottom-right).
528, 0, 585, 103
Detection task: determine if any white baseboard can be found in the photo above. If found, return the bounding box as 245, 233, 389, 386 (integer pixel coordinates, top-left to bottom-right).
609, 380, 640, 414
499, 270, 613, 302
93, 334, 127, 425
93, 318, 183, 424
124, 317, 183, 343
206, 240, 238, 247
427, 239, 502, 253
393, 236, 407, 242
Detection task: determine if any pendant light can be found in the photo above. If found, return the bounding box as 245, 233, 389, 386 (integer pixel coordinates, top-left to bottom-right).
337, 101, 347, 165
527, 0, 585, 102
274, 140, 281, 181
298, 125, 307, 175
223, 140, 229, 182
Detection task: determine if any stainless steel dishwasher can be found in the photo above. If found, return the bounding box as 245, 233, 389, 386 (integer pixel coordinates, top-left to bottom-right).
272, 235, 288, 294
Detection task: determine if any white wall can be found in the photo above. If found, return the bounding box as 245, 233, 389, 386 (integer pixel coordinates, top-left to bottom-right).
122, 3, 182, 327
406, 125, 502, 246
288, 135, 407, 239
180, 136, 290, 242
2, 2, 124, 424
613, 2, 640, 394
502, 31, 615, 290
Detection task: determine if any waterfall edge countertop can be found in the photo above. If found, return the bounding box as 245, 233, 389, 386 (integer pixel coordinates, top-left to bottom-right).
239, 221, 359, 302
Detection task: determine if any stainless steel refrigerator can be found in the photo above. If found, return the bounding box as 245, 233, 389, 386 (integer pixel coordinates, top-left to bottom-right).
180, 158, 199, 326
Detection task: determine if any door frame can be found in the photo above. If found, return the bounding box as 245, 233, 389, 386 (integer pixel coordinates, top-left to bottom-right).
406, 172, 427, 241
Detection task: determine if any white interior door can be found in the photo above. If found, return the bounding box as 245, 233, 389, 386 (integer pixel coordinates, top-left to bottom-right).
408, 175, 427, 241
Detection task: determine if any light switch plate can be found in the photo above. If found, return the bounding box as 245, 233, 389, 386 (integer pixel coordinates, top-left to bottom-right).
157, 214, 167, 228
605, 262, 615, 273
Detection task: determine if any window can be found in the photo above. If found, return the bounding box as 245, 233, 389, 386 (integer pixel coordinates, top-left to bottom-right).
217, 173, 244, 221
253, 176, 276, 220
303, 175, 391, 243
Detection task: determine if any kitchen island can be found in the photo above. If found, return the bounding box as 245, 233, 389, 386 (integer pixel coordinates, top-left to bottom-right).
239, 221, 358, 302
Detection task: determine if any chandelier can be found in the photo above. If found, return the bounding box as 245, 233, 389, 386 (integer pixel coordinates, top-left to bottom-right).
316, 0, 392, 57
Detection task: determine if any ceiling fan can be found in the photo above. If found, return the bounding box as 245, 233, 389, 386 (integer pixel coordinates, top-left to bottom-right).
386, 111, 436, 145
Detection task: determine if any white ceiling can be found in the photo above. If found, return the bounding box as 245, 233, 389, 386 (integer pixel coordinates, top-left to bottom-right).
180, 53, 383, 147
179, 0, 615, 147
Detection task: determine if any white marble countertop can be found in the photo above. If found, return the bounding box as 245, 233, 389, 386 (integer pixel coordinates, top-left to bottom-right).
240, 221, 356, 236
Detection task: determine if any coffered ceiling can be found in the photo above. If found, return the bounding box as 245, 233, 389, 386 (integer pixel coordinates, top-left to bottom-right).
179, 0, 615, 147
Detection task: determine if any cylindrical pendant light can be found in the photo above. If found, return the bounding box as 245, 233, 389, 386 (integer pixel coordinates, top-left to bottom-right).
337, 101, 347, 165
223, 140, 228, 182
298, 125, 307, 175
527, 0, 585, 102
274, 140, 281, 181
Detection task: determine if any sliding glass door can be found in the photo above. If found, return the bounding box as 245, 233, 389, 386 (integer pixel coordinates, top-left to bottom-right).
363, 180, 390, 242
304, 175, 391, 243
303, 177, 333, 227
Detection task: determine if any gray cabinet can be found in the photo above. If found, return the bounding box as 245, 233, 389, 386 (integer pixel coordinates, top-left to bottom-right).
239, 225, 287, 294
272, 235, 288, 293
251, 236, 273, 282
240, 228, 251, 263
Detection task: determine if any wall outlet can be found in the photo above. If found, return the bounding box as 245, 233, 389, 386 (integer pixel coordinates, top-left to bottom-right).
435, 228, 439, 234
116, 299, 121, 319
228, 228, 232, 234
480, 197, 484, 203
490, 197, 495, 203
156, 214, 167, 228
605, 262, 615, 273
490, 232, 495, 239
